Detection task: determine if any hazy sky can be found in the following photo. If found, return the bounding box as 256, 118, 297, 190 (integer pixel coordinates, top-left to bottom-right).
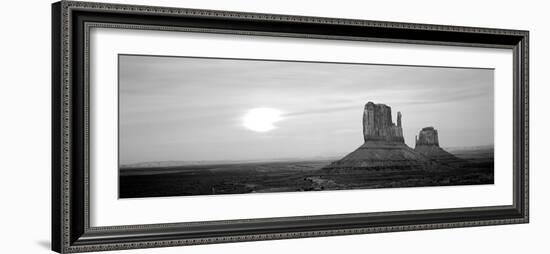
119, 55, 494, 165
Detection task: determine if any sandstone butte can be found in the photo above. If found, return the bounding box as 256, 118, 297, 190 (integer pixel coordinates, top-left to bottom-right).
414, 127, 465, 167
325, 102, 462, 171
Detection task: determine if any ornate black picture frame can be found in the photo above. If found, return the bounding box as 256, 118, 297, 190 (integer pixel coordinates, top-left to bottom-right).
52, 1, 529, 253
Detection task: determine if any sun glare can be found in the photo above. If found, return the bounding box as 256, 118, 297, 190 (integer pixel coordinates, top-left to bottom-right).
243, 108, 283, 132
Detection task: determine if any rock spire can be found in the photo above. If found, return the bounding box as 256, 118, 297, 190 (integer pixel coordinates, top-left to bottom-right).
362, 102, 404, 143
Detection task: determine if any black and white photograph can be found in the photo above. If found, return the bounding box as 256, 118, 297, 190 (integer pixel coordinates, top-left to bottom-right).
118, 55, 495, 198
37, 1, 537, 253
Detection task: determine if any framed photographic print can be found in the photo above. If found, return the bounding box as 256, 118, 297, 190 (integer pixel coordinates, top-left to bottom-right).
51, 1, 529, 253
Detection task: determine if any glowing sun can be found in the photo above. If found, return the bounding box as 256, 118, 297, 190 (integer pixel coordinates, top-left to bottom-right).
243, 108, 283, 132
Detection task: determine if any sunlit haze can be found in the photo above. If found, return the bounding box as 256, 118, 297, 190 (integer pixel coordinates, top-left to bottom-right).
242, 108, 284, 132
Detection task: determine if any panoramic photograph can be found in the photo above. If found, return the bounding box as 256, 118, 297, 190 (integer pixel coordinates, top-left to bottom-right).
118, 54, 494, 198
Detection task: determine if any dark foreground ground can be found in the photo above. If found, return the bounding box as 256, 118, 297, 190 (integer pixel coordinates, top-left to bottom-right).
119, 147, 494, 198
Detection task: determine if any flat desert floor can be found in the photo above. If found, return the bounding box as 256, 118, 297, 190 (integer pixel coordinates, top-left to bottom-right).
119, 147, 494, 198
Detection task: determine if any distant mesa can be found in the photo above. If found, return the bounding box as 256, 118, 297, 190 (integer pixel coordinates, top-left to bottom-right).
325, 101, 461, 171
414, 127, 465, 167
416, 127, 439, 146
